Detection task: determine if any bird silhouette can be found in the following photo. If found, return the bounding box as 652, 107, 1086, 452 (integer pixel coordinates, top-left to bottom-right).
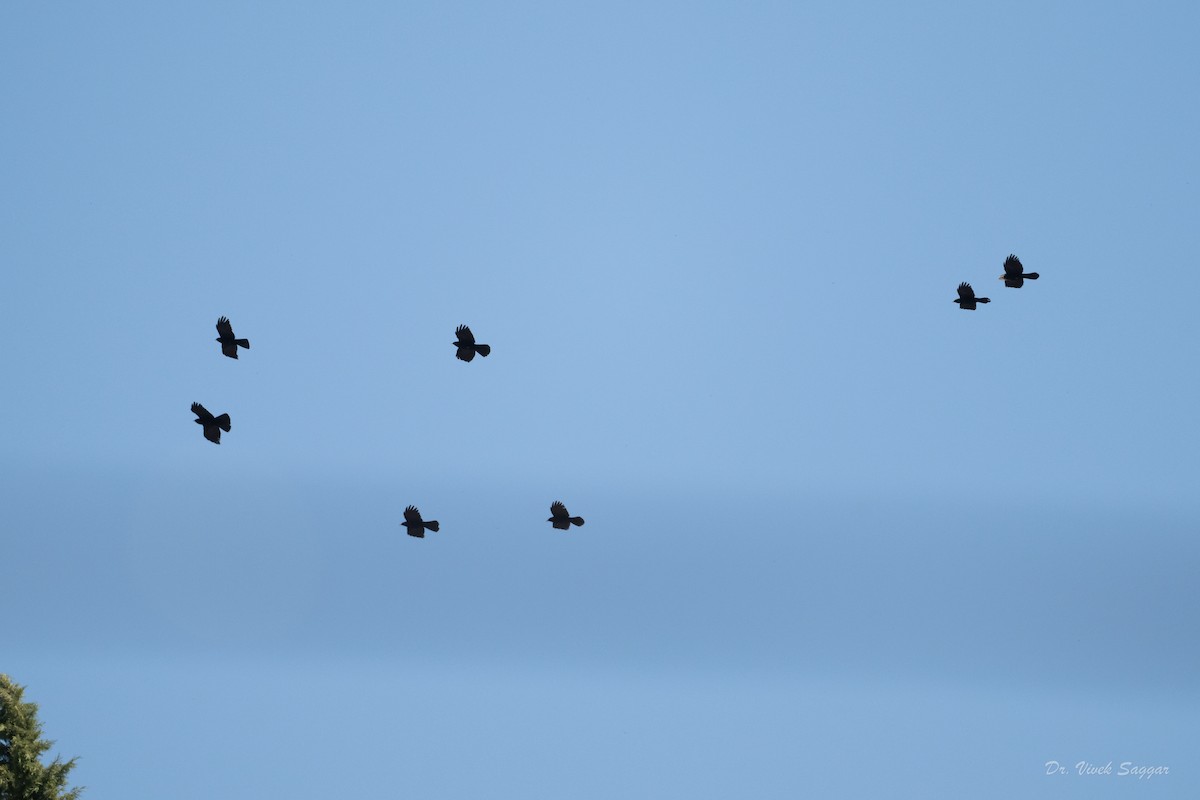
215, 316, 250, 359
191, 402, 231, 444
454, 325, 491, 362
402, 505, 440, 538
954, 282, 990, 310
999, 254, 1040, 288
548, 501, 585, 530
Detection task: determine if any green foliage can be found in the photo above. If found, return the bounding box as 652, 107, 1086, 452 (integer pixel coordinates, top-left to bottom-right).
0, 675, 83, 800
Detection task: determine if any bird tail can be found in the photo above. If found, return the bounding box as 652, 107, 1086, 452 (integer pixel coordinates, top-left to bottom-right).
214, 413, 232, 432
236, 338, 250, 349
425, 521, 440, 533
570, 516, 585, 527
1024, 273, 1039, 280
977, 297, 991, 304
475, 344, 491, 357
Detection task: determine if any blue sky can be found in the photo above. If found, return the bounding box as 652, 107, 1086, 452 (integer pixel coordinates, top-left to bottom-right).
3, 2, 1198, 797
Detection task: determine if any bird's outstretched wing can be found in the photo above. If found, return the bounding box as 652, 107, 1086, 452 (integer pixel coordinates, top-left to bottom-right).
404, 505, 422, 524
550, 501, 569, 519
456, 346, 476, 362
1003, 255, 1023, 277
216, 316, 235, 338
221, 341, 240, 358
203, 425, 222, 444
192, 402, 214, 423
455, 325, 475, 345
957, 282, 975, 301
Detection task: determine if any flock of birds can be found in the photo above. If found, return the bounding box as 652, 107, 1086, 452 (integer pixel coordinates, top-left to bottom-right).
189, 319, 586, 538
954, 254, 1040, 310
188, 253, 1037, 538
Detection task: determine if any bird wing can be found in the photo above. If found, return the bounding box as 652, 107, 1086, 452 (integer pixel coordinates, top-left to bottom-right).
550, 501, 568, 519
192, 402, 214, 423
1003, 276, 1024, 289
403, 505, 422, 524
216, 316, 234, 338
456, 346, 476, 362
1003, 255, 1023, 277
957, 282, 975, 301
455, 325, 475, 345
203, 424, 221, 444
221, 341, 239, 358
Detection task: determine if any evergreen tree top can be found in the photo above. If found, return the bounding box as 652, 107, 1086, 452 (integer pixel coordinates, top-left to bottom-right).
0, 674, 84, 800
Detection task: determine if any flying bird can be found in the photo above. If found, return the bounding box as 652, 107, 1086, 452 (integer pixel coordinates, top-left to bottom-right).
548, 501, 585, 530
999, 254, 1040, 288
215, 316, 250, 359
954, 282, 990, 310
191, 402, 231, 444
454, 325, 491, 362
402, 505, 440, 538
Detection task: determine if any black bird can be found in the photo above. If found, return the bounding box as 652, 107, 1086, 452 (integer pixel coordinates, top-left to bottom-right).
454, 325, 491, 362
954, 282, 990, 310
402, 505, 440, 538
999, 254, 1039, 288
216, 316, 250, 359
191, 402, 231, 444
548, 501, 585, 530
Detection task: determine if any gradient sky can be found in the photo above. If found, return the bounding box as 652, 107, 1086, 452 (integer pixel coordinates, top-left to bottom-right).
3, 2, 1198, 797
